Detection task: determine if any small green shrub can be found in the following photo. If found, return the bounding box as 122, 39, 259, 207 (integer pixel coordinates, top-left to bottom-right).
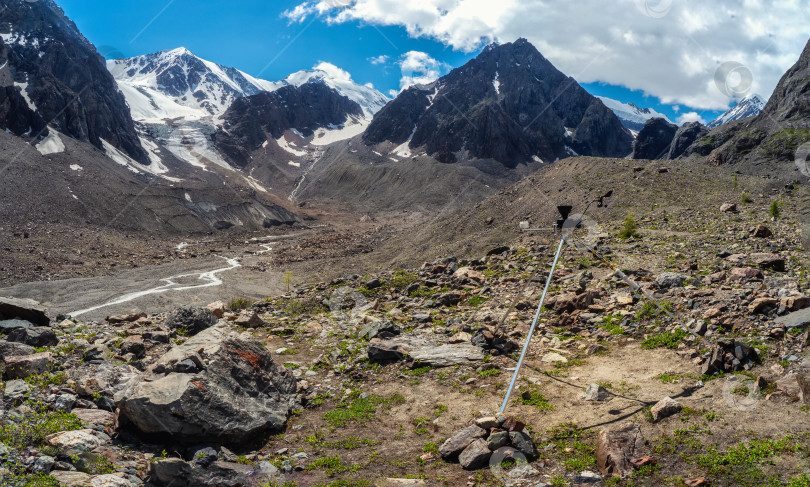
769, 199, 781, 219
618, 213, 640, 239
228, 297, 254, 311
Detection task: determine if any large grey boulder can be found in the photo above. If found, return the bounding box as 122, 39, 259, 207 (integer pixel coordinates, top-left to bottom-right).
0, 340, 36, 359
7, 326, 58, 347
116, 325, 297, 446
150, 458, 283, 487
0, 297, 49, 326
164, 306, 218, 336
0, 319, 33, 334
368, 336, 484, 366
654, 272, 688, 290
776, 307, 810, 330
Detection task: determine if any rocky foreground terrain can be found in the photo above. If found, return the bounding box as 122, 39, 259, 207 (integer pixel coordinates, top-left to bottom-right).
2, 179, 810, 487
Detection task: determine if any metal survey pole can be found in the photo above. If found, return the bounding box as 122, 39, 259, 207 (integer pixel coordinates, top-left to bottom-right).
499, 233, 566, 414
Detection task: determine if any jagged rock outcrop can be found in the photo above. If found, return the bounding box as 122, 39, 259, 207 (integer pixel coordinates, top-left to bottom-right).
632, 118, 678, 160
668, 122, 708, 159
215, 81, 364, 167
0, 0, 147, 162
364, 39, 633, 167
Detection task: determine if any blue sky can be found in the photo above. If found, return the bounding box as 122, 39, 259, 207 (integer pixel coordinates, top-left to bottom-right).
56, 0, 475, 94
55, 0, 809, 125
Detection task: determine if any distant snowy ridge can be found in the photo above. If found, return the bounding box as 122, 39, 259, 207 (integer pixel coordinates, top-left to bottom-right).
707, 94, 766, 128
108, 48, 389, 123
597, 96, 671, 132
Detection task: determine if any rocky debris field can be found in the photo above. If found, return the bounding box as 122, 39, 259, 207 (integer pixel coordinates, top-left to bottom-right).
1, 191, 810, 486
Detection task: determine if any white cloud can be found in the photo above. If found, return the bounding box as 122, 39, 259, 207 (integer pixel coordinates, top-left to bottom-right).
288, 0, 810, 110
281, 3, 315, 23
368, 55, 389, 65
313, 61, 353, 82
397, 51, 450, 91
676, 111, 706, 125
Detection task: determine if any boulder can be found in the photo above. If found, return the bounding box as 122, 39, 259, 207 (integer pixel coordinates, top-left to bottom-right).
775, 372, 810, 404
435, 293, 462, 307
0, 297, 49, 326
776, 307, 810, 329
368, 336, 483, 366
3, 351, 54, 379
45, 429, 104, 452
50, 471, 93, 486
753, 225, 773, 238
119, 336, 145, 358
0, 319, 33, 334
654, 272, 688, 290
509, 431, 537, 458
368, 339, 407, 363
650, 397, 681, 422
750, 253, 786, 271
720, 203, 737, 213
6, 326, 58, 347
233, 310, 263, 328
730, 267, 763, 280
748, 297, 778, 314
487, 430, 510, 450
453, 267, 486, 283
164, 306, 218, 336
409, 343, 484, 367
459, 438, 491, 470
115, 325, 297, 446
360, 320, 403, 340
3, 379, 30, 402
596, 423, 645, 477
149, 458, 278, 487
0, 340, 36, 358
72, 409, 116, 427
439, 425, 486, 458
205, 301, 227, 318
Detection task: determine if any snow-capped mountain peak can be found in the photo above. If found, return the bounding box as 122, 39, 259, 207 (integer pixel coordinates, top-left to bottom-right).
707, 93, 766, 128
108, 50, 389, 123
597, 96, 672, 132
107, 48, 277, 122
278, 65, 390, 118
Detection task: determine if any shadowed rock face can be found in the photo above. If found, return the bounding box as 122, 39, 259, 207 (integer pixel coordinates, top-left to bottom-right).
0, 0, 147, 163
669, 121, 708, 159
632, 118, 678, 160
215, 81, 364, 167
364, 38, 633, 167
115, 326, 298, 446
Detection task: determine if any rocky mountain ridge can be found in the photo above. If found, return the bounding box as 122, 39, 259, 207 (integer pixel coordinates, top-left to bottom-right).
364, 39, 634, 167
0, 0, 148, 163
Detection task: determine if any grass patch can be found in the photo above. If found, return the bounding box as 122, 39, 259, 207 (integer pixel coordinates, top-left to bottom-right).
518, 388, 555, 412
641, 328, 686, 350
477, 369, 501, 379
306, 456, 360, 477
323, 394, 405, 428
